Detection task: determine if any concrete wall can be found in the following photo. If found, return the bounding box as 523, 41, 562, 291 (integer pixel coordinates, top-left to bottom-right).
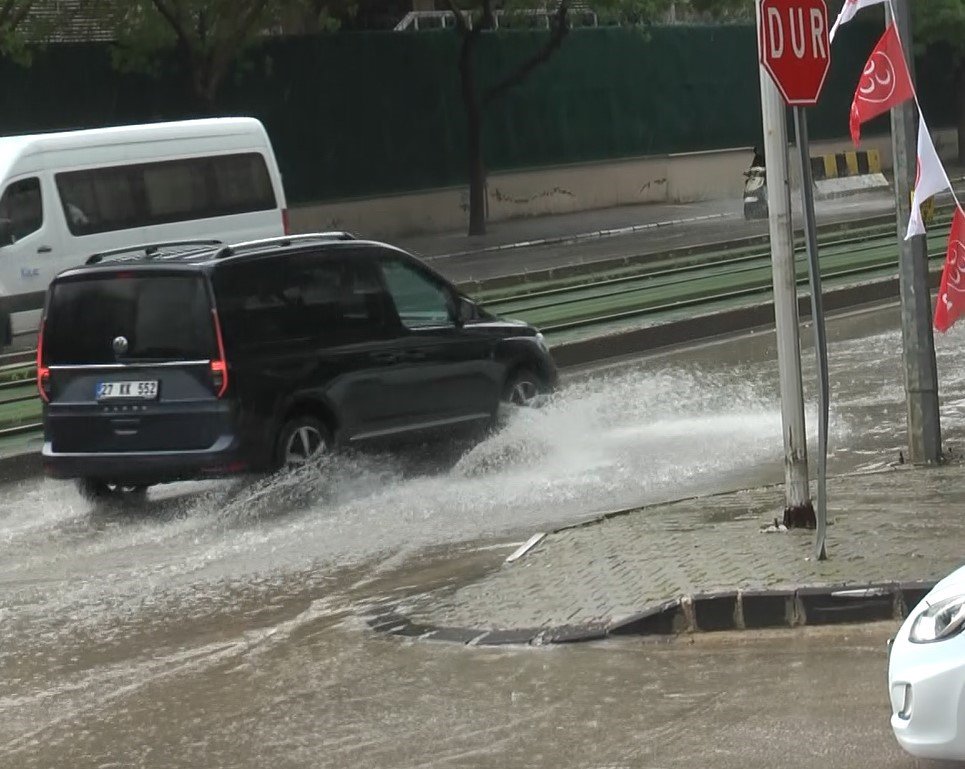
289, 128, 959, 239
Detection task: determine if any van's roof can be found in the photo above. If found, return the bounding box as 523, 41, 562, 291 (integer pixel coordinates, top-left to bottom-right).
0, 117, 268, 180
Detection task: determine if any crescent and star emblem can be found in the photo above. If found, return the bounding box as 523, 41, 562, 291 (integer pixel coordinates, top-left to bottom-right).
857, 52, 896, 104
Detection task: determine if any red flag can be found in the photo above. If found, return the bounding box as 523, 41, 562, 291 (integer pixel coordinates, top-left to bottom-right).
934, 205, 965, 332
849, 22, 915, 146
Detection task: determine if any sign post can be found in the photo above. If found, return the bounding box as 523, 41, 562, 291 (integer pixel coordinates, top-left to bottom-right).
759, 0, 831, 557
793, 107, 829, 561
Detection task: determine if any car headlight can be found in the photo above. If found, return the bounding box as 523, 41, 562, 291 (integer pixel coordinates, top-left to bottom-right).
910, 594, 965, 643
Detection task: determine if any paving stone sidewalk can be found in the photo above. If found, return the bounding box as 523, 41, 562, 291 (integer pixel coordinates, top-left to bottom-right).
373, 463, 965, 644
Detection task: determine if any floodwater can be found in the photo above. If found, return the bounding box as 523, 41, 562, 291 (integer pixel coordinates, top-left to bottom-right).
0, 302, 959, 768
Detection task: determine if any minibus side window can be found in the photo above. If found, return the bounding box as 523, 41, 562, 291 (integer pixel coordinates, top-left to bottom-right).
56, 153, 276, 237
0, 177, 43, 246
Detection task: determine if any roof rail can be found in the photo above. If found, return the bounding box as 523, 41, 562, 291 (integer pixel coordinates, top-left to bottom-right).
214, 232, 357, 259
85, 240, 223, 265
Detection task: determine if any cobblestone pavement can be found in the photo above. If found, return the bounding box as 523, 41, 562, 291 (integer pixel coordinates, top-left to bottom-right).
394, 463, 965, 639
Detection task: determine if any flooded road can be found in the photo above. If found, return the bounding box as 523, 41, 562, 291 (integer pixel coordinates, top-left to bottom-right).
2, 302, 962, 768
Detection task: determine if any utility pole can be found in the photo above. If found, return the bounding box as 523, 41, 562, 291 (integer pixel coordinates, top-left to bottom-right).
757, 0, 815, 527
890, 0, 942, 465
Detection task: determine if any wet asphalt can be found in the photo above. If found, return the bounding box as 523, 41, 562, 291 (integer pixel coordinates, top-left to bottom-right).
2, 301, 961, 768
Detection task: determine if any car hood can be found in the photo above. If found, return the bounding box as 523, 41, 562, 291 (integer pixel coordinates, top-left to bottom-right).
923, 561, 965, 604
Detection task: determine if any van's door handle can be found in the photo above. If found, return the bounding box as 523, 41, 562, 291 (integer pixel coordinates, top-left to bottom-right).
370, 351, 399, 364
36, 245, 52, 254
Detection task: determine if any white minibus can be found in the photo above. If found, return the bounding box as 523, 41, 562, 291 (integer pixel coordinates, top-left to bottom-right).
0, 117, 288, 344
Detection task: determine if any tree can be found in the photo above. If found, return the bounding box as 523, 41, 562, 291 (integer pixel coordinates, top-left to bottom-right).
0, 1, 33, 57
0, 0, 102, 63
912, 0, 965, 163
106, 0, 328, 109
440, 0, 677, 236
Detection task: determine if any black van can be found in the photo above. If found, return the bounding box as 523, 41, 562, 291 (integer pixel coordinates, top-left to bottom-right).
39, 234, 557, 498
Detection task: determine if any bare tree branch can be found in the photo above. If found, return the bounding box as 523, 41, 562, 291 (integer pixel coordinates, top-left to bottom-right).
480, 0, 495, 30
205, 0, 271, 100
483, 0, 569, 105
440, 0, 471, 36
150, 0, 195, 53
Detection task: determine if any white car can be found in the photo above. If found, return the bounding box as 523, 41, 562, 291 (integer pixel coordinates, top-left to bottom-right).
889, 563, 965, 759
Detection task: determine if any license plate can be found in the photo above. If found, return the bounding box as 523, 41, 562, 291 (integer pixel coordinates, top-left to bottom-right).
96, 380, 159, 400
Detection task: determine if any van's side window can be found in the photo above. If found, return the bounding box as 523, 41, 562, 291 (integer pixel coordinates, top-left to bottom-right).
55, 153, 276, 236
0, 177, 43, 245
379, 258, 452, 329
214, 255, 391, 351
298, 256, 393, 345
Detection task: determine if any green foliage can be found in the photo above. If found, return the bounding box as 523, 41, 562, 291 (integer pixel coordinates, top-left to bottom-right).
104, 0, 332, 102
0, 1, 106, 65
913, 0, 965, 63
0, 0, 40, 65
681, 0, 753, 22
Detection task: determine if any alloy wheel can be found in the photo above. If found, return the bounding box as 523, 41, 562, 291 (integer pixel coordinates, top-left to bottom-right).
509, 379, 539, 406
284, 425, 326, 467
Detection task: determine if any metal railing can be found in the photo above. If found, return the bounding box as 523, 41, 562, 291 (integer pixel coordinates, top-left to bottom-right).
394, 8, 598, 31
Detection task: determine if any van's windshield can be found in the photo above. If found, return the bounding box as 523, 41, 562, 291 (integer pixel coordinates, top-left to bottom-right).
44, 273, 216, 364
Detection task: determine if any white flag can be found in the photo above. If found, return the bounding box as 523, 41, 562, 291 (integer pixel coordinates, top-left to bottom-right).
830, 0, 887, 42
907, 113, 952, 240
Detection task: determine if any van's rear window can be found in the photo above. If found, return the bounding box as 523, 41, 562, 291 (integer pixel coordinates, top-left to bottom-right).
44, 274, 216, 364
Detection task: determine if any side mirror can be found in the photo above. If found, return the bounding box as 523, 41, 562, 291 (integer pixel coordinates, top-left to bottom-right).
452, 295, 475, 326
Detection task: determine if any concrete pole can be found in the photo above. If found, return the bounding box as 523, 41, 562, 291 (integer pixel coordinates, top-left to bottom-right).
757, 0, 814, 526
889, 0, 943, 465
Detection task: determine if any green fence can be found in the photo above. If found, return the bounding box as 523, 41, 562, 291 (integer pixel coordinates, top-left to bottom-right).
0, 25, 955, 205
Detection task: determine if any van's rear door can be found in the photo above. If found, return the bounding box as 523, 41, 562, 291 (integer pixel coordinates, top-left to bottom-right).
42, 269, 228, 454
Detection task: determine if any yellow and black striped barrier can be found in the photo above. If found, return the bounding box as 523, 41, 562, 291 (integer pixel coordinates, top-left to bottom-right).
917, 194, 936, 226
809, 149, 890, 202
810, 149, 882, 181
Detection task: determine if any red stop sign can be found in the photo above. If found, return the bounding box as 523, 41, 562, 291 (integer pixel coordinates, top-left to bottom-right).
759, 0, 831, 106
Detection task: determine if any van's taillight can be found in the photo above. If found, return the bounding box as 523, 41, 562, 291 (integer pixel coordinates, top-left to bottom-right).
36, 319, 50, 403
210, 359, 227, 397
282, 208, 291, 235
210, 309, 229, 398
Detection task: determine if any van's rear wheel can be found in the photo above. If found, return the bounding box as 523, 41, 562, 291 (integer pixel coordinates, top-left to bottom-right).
76, 479, 149, 502
275, 416, 330, 470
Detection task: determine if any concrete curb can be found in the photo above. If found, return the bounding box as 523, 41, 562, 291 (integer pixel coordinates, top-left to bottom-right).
815, 174, 890, 200
363, 581, 935, 647
454, 209, 930, 296
549, 271, 933, 368
433, 212, 735, 262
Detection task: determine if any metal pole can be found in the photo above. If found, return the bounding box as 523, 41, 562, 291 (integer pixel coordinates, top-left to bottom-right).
757, 0, 814, 527
889, 0, 942, 465
794, 107, 829, 560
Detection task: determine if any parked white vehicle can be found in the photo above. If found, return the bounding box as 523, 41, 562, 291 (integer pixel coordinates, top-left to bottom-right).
0, 117, 288, 343
889, 562, 965, 759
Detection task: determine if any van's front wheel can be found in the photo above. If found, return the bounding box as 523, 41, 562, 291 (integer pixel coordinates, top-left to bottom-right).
502, 369, 543, 406
76, 479, 150, 502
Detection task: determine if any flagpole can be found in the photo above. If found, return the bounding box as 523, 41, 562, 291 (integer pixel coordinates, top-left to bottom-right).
888, 0, 943, 465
